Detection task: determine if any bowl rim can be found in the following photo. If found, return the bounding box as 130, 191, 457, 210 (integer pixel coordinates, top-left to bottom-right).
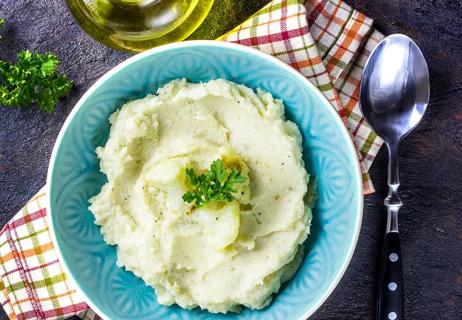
46, 40, 364, 320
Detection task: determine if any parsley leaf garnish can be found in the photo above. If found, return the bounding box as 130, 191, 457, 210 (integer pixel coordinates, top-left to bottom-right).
182, 159, 247, 208
0, 50, 73, 112
0, 18, 72, 113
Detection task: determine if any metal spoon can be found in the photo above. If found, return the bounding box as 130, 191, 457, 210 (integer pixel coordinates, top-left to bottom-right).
360, 34, 430, 320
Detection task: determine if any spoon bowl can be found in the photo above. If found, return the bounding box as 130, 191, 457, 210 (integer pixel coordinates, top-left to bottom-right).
360, 34, 430, 145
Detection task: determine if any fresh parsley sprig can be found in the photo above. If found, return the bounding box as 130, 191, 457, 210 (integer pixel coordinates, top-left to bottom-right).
0, 18, 73, 112
0, 50, 73, 112
182, 159, 247, 208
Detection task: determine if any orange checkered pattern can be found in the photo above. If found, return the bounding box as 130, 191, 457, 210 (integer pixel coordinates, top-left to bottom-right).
0, 0, 383, 318
0, 189, 100, 320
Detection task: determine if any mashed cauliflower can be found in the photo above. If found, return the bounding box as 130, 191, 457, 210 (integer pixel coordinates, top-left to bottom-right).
89, 79, 311, 313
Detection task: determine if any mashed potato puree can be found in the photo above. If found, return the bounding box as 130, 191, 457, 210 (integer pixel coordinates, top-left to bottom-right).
89, 79, 311, 313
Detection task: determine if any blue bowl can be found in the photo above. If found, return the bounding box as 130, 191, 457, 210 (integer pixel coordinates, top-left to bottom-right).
47, 41, 363, 320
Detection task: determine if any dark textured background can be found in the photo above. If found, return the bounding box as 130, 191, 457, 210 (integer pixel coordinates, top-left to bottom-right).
1, 0, 461, 319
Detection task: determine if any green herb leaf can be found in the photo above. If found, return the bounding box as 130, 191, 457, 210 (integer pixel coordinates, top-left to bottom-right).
182, 159, 247, 208
0, 49, 73, 112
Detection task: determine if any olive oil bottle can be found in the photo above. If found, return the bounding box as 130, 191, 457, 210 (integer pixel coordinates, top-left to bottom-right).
65, 0, 214, 52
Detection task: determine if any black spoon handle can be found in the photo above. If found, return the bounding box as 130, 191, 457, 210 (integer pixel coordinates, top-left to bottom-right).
377, 231, 404, 320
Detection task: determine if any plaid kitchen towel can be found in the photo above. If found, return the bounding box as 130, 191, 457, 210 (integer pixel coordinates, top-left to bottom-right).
0, 0, 384, 319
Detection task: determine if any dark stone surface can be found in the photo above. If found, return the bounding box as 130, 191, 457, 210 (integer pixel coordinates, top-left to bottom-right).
0, 0, 461, 319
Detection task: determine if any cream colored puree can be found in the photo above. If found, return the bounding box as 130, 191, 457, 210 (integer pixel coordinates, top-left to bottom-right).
90, 79, 311, 313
